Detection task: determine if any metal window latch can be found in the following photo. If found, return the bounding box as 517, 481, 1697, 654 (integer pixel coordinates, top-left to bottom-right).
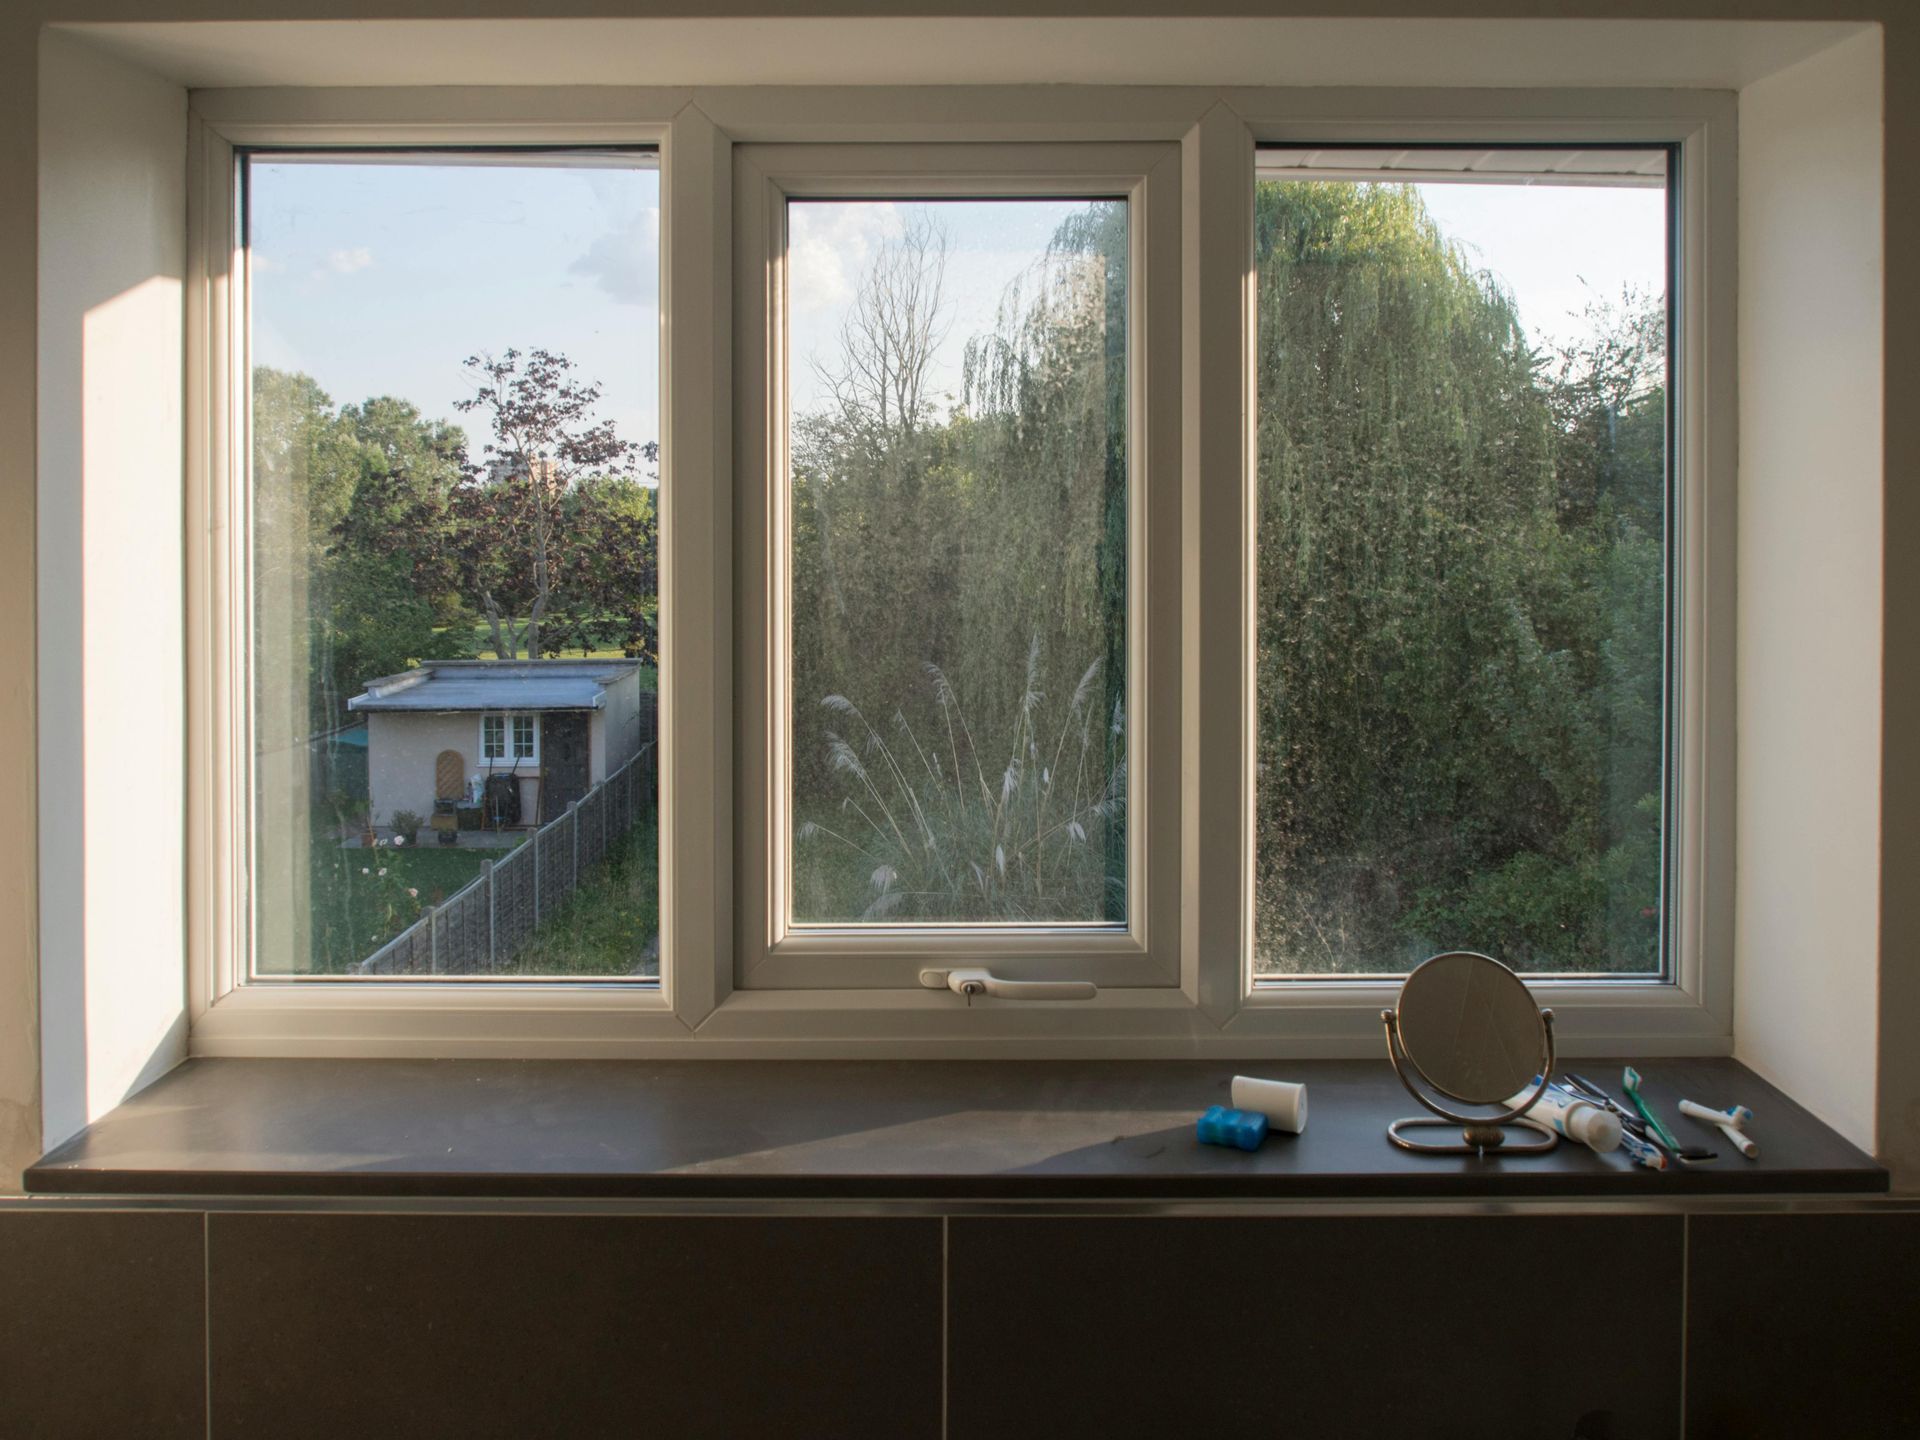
918, 968, 1098, 1005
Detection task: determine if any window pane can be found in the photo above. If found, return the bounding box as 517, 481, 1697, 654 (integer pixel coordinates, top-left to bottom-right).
787, 198, 1128, 926
247, 151, 662, 979
1253, 149, 1669, 976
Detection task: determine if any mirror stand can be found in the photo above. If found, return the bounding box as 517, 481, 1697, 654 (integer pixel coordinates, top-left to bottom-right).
1385, 1114, 1558, 1156
1381, 1000, 1560, 1157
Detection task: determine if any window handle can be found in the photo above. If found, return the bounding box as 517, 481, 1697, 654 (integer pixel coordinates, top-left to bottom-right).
919, 967, 1098, 1003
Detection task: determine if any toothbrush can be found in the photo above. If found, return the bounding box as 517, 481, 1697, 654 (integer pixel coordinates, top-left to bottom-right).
1622, 1066, 1682, 1152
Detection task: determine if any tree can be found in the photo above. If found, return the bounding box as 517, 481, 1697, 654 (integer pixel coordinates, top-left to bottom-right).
555, 472, 661, 663
815, 209, 950, 444
791, 213, 963, 771
252, 368, 471, 735
451, 348, 640, 659
1250, 179, 1667, 974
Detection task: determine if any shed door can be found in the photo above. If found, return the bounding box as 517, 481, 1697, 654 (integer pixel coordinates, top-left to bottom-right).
542, 712, 591, 820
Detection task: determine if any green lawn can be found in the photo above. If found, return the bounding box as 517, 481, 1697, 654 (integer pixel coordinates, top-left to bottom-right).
435, 619, 662, 678
307, 838, 506, 975
502, 819, 660, 977
302, 805, 658, 977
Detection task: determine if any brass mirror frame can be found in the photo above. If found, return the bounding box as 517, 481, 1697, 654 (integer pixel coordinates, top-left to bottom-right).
1381, 951, 1558, 1156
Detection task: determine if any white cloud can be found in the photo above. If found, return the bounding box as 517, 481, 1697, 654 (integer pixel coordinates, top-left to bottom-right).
567, 207, 662, 306
787, 201, 903, 315
322, 246, 374, 275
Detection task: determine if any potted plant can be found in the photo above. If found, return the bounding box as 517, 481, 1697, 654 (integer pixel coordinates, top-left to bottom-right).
389, 810, 424, 847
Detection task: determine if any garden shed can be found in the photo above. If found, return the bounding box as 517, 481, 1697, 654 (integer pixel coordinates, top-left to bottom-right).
347, 659, 649, 833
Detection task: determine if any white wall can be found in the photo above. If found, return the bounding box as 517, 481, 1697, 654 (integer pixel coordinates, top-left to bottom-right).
367, 711, 549, 826
1734, 30, 1885, 1152
34, 33, 189, 1152
597, 672, 646, 777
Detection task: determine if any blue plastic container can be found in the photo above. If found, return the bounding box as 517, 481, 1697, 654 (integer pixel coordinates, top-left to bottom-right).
1196, 1104, 1269, 1152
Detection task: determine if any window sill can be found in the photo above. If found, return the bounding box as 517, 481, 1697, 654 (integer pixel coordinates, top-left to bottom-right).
25, 1056, 1885, 1203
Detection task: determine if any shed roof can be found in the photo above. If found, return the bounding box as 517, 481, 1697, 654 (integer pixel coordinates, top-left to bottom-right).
346, 659, 640, 714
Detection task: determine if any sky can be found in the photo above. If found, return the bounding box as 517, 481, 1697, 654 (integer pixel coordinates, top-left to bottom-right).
787, 197, 1113, 419
246, 157, 1665, 477
248, 155, 661, 467
787, 179, 1664, 420
1416, 180, 1668, 353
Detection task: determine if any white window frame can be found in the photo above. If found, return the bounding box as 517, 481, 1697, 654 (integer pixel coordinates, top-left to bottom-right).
480, 712, 540, 766
732, 141, 1183, 992
183, 85, 1733, 1060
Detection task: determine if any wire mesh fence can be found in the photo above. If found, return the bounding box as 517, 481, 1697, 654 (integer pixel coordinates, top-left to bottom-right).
357, 742, 656, 976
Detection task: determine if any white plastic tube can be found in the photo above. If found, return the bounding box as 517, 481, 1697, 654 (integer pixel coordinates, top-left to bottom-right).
1504, 1086, 1623, 1153
1230, 1076, 1308, 1134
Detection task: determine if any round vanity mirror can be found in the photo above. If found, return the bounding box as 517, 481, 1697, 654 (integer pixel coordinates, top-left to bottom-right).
1382, 951, 1557, 1155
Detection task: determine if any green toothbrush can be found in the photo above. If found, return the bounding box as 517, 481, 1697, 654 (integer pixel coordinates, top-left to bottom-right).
1622, 1066, 1682, 1152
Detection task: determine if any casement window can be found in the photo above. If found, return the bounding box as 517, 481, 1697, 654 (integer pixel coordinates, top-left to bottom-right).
184, 89, 1732, 1054
480, 714, 539, 765
732, 143, 1183, 993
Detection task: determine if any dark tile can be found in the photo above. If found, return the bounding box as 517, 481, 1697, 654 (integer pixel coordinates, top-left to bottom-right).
0, 1209, 206, 1440
1687, 1212, 1920, 1438
950, 1215, 1681, 1440
209, 1213, 940, 1440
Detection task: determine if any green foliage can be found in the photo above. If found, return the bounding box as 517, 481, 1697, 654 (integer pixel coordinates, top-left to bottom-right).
252, 369, 475, 734
1252, 180, 1666, 974
791, 202, 1129, 921
505, 821, 660, 976
796, 644, 1123, 922
301, 833, 492, 976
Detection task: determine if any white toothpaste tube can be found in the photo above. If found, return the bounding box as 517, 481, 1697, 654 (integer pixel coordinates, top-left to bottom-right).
1504, 1084, 1623, 1154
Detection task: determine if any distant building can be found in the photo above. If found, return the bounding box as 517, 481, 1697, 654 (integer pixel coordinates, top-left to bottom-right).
347, 659, 649, 831
483, 455, 562, 489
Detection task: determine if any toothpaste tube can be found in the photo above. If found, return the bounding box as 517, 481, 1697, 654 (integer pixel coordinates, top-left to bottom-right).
1510, 1079, 1668, 1169
1504, 1084, 1623, 1153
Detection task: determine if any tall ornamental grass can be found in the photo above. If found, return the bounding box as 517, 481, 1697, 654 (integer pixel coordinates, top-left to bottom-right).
796, 640, 1125, 923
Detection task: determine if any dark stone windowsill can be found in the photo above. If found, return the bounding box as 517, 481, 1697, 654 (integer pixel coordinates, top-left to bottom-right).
26, 1055, 1886, 1202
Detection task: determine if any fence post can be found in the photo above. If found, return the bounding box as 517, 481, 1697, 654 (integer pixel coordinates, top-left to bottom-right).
533, 827, 542, 927
429, 904, 440, 974
484, 859, 496, 971
569, 800, 580, 891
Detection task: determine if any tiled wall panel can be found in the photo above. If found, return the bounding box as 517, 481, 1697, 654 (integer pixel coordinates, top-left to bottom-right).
949, 1215, 1685, 1440
1687, 1212, 1920, 1438
207, 1214, 942, 1440
0, 1209, 206, 1439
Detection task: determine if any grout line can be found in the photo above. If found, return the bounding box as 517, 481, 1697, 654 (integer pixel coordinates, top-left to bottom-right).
204, 1211, 212, 1440
1679, 1214, 1689, 1440
941, 1215, 950, 1440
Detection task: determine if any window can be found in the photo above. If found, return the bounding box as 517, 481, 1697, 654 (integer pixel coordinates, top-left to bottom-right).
1250, 146, 1674, 980
183, 92, 1730, 1053
242, 148, 662, 981
785, 196, 1129, 928
480, 713, 538, 765
731, 140, 1183, 993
